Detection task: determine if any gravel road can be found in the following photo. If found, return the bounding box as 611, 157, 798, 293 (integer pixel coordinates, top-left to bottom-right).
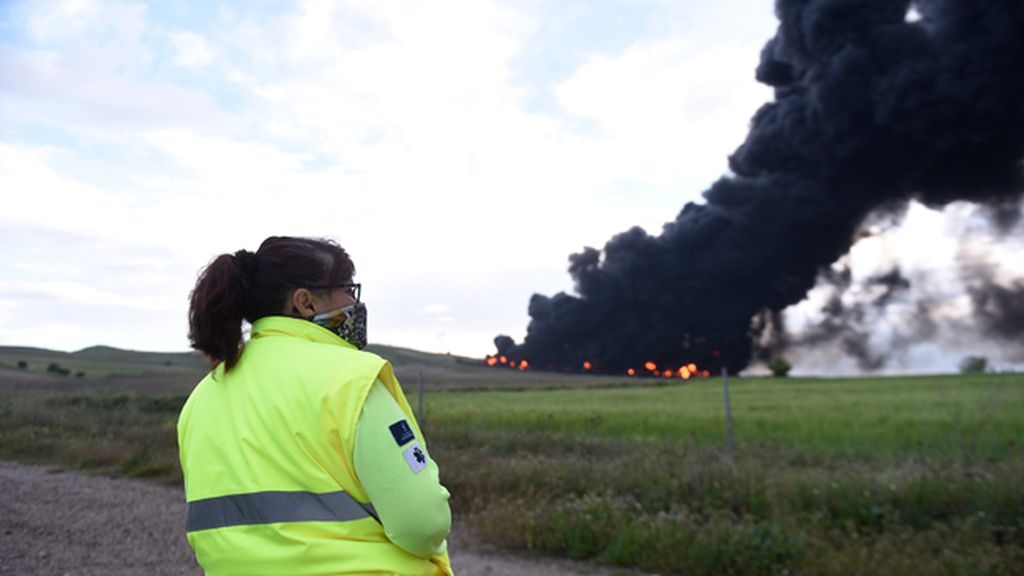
0, 460, 624, 576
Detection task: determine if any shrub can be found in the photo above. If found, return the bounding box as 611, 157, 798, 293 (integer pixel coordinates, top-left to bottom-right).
17, 360, 27, 369
767, 358, 792, 378
46, 362, 71, 376
959, 356, 988, 374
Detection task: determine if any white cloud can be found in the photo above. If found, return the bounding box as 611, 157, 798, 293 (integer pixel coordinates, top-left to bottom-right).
0, 0, 781, 357
418, 303, 455, 325
0, 280, 180, 311
2, 1, 229, 137
168, 30, 216, 68
422, 303, 451, 316
147, 129, 311, 185
554, 34, 772, 202
1, 143, 128, 237
24, 0, 101, 41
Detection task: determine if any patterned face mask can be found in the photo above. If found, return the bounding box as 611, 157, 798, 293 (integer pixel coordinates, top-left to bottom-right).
311, 302, 368, 349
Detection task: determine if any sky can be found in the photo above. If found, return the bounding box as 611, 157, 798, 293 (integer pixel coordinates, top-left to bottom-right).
1, 0, 1020, 374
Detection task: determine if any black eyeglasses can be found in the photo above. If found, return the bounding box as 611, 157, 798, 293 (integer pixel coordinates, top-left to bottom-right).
309, 282, 361, 302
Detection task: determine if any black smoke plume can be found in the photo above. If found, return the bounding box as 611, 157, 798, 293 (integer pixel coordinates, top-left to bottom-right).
497, 0, 1024, 375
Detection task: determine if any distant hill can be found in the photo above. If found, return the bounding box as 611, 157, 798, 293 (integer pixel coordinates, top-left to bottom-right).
72, 345, 209, 367
0, 343, 626, 392
0, 345, 209, 391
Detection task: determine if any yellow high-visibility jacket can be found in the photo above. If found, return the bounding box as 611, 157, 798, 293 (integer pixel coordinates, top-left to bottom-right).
177, 315, 453, 575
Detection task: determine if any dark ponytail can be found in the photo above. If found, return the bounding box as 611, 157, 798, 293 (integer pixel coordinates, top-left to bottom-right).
188, 237, 354, 371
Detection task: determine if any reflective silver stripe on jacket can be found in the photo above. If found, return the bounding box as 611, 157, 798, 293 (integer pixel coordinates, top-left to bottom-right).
186, 490, 377, 532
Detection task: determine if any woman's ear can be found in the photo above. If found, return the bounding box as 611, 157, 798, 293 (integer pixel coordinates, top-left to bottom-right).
291, 288, 317, 318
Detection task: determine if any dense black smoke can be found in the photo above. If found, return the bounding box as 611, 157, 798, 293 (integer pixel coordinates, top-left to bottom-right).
496, 0, 1024, 375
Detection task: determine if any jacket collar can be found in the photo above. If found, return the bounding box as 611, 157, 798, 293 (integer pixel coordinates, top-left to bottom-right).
250, 315, 358, 350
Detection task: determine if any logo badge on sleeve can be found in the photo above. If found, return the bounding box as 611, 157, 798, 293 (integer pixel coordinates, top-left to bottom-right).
403, 443, 428, 474
389, 420, 415, 447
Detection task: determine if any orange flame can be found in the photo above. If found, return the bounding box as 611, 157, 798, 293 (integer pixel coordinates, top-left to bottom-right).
627, 368, 636, 376
486, 357, 498, 366
687, 363, 697, 373
644, 361, 657, 371
680, 366, 691, 379
662, 369, 673, 377
702, 370, 710, 377
583, 360, 592, 370
499, 355, 508, 365
519, 360, 529, 370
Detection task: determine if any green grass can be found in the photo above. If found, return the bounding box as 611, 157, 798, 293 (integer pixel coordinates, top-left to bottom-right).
1, 371, 1022, 574
423, 373, 1024, 461
417, 373, 1024, 575
0, 390, 187, 483
428, 425, 1023, 575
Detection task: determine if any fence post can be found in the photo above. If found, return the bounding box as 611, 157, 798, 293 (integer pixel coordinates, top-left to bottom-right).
723, 367, 735, 458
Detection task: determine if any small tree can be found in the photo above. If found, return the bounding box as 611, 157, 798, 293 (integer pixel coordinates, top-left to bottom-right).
959, 356, 988, 374
768, 357, 792, 378
17, 360, 27, 369
46, 362, 71, 376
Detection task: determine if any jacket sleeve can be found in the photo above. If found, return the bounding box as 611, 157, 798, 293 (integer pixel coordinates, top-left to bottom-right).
353, 379, 451, 558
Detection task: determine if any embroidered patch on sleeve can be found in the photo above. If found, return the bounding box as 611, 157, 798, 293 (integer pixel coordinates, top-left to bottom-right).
389, 420, 415, 447
402, 443, 428, 474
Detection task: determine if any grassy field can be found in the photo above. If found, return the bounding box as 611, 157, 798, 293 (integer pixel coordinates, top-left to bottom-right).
425, 373, 1024, 461
420, 373, 1024, 575
0, 350, 1022, 575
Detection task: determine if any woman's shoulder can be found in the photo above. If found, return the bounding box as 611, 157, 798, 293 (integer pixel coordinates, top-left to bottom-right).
244, 335, 392, 383
311, 340, 386, 364
291, 341, 392, 382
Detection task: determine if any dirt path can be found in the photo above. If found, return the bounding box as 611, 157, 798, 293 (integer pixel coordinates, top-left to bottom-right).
0, 460, 625, 576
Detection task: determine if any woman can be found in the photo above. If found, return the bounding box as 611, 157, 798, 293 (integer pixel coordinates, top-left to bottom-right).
178, 236, 453, 576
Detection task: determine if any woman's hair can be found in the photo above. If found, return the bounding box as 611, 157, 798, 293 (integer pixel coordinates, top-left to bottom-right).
188, 236, 355, 371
